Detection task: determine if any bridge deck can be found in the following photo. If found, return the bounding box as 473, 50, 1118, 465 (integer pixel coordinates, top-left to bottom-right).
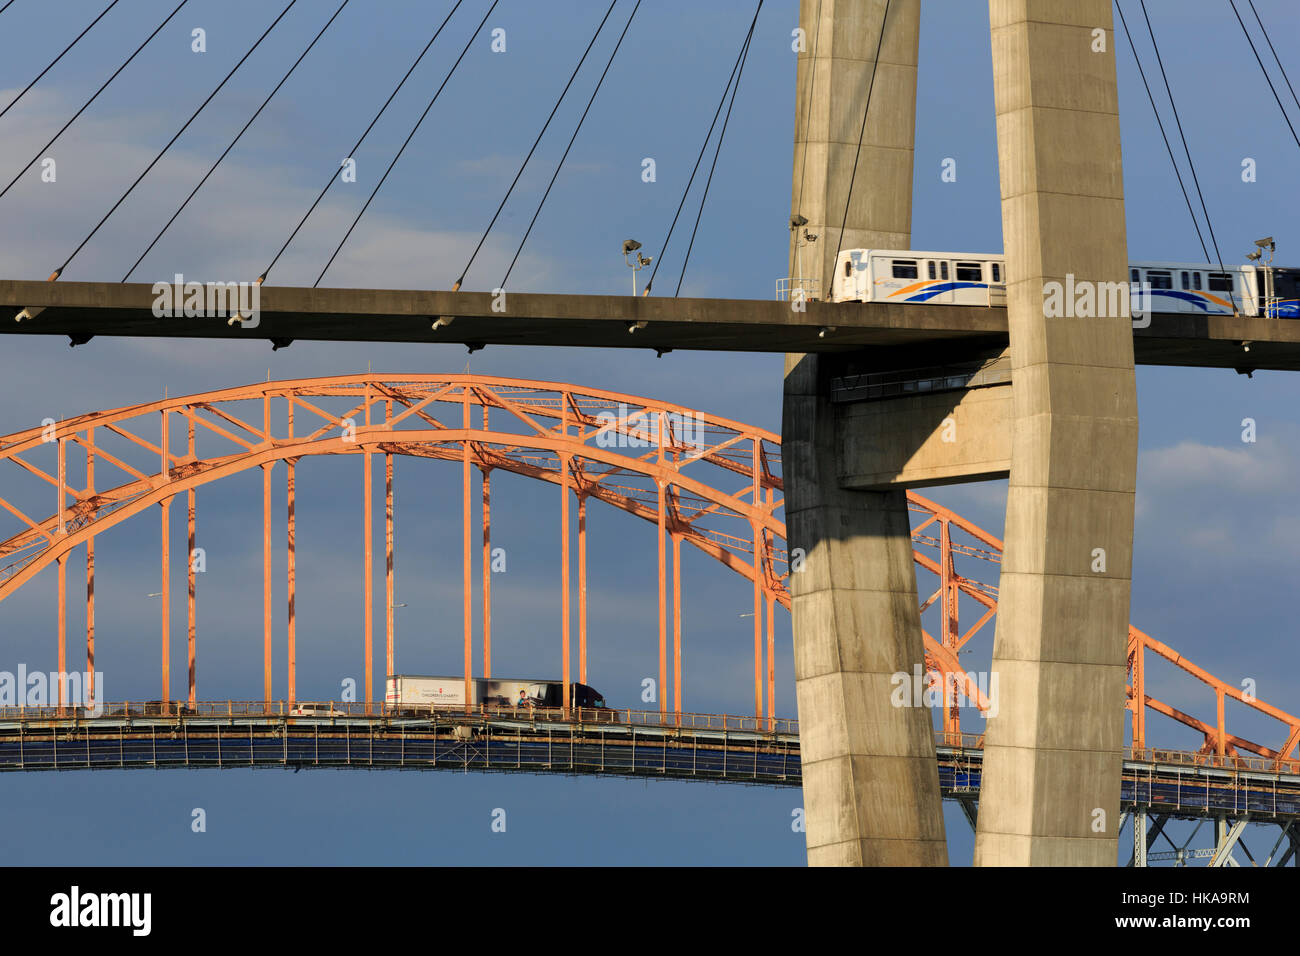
3, 280, 1300, 370
4, 707, 1298, 823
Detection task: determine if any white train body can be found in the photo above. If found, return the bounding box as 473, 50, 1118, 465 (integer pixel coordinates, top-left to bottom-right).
828, 248, 1298, 318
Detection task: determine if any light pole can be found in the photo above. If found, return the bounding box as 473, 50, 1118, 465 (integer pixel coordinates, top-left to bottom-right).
1246, 236, 1276, 317
623, 239, 653, 296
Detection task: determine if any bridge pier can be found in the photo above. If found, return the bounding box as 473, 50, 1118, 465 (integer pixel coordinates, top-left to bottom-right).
784, 355, 947, 865
973, 0, 1137, 866
784, 0, 947, 865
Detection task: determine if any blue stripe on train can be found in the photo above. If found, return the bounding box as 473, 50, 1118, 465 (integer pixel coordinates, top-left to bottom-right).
1147, 289, 1216, 311
902, 282, 989, 302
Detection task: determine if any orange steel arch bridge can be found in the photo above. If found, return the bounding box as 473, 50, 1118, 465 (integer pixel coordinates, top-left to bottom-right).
0, 374, 1297, 866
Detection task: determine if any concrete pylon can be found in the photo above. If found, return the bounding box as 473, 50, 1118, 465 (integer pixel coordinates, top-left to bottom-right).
973, 0, 1138, 865
783, 0, 947, 866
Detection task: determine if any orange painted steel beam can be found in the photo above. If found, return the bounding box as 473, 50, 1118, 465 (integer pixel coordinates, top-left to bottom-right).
461, 392, 471, 715
482, 466, 492, 679
751, 434, 763, 721
562, 457, 572, 717
656, 479, 666, 718
56, 434, 65, 535
187, 415, 196, 709
263, 462, 272, 706
385, 448, 394, 684
85, 426, 94, 711
286, 400, 296, 708
160, 497, 170, 707
759, 590, 769, 733
672, 531, 681, 723
161, 410, 170, 710
286, 459, 296, 707
577, 492, 586, 687
56, 554, 65, 712
363, 450, 373, 712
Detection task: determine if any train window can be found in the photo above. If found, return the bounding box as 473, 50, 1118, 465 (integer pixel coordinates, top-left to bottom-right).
1180, 271, 1190, 290
1192, 272, 1202, 290
844, 259, 852, 277
940, 261, 949, 280
956, 262, 982, 282
892, 259, 918, 279
1147, 270, 1173, 290
1208, 272, 1234, 292
992, 264, 1002, 283
927, 261, 936, 280
1130, 268, 1139, 285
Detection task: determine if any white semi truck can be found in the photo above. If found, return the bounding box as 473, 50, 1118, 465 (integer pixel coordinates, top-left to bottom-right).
385, 675, 609, 711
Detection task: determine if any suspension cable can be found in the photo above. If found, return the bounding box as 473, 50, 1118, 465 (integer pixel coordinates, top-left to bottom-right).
315, 0, 499, 287
51, 0, 299, 281
1115, 0, 1211, 264
0, 0, 190, 204
500, 0, 642, 290
1247, 0, 1300, 120
452, 0, 619, 291
257, 0, 466, 285
1139, 0, 1226, 272
643, 1, 761, 297
124, 0, 352, 282
675, 2, 760, 296
0, 0, 121, 121
1230, 0, 1300, 152
0, 1, 16, 18
833, 0, 889, 269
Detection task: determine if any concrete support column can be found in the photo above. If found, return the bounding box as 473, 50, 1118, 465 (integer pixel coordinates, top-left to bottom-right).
785, 356, 947, 865
784, 0, 945, 866
974, 0, 1138, 866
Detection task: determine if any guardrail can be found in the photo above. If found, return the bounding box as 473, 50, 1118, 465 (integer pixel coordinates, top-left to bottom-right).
0, 700, 799, 735
775, 277, 819, 303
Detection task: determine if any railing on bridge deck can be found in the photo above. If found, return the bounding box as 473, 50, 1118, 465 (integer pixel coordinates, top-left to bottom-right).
0, 700, 800, 736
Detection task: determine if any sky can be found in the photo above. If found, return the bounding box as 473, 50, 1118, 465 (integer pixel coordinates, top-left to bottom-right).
1, 0, 1298, 866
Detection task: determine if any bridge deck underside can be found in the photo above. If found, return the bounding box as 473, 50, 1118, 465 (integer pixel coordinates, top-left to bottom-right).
3, 282, 1300, 369
4, 714, 1298, 822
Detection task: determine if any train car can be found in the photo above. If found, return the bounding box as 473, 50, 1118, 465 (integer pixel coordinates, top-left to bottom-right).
830, 249, 1007, 307
385, 675, 609, 712
1128, 261, 1252, 316
828, 248, 1298, 317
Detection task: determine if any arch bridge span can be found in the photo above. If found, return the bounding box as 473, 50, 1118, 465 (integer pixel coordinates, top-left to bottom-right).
0, 374, 1295, 778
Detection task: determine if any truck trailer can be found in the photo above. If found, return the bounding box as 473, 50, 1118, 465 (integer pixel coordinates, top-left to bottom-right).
385, 675, 609, 711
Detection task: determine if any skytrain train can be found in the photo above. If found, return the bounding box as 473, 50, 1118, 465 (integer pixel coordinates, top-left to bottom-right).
825, 248, 1300, 318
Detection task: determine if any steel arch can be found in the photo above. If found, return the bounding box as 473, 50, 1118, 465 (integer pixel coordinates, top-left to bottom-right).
0, 373, 1296, 768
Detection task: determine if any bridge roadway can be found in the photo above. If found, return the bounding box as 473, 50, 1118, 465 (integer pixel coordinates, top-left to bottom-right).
4, 281, 1300, 370
2, 703, 1297, 826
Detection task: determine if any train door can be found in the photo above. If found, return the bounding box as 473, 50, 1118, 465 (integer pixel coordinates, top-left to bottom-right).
1141, 267, 1178, 313
951, 259, 986, 305
1205, 269, 1242, 316
922, 258, 952, 303
986, 259, 1006, 306
877, 254, 921, 302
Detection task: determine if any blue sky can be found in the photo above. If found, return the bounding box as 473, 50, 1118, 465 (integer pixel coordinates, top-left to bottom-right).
0, 0, 1298, 865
